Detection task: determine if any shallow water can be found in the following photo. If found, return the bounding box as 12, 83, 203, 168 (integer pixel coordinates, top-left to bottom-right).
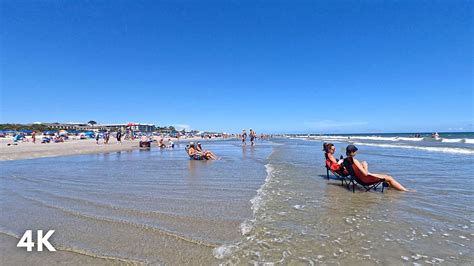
216, 138, 474, 265
1, 138, 473, 265
0, 140, 272, 264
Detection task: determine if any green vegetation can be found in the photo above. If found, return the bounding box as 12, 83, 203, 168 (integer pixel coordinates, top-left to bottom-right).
0, 124, 52, 132
0, 124, 182, 133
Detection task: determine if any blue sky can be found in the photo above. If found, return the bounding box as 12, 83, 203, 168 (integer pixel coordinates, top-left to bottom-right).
1, 0, 472, 133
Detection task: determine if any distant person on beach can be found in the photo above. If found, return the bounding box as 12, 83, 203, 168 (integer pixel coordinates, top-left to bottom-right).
345, 145, 410, 192
95, 131, 100, 144
250, 129, 256, 146
168, 139, 174, 148
116, 130, 122, 144
32, 131, 36, 144
104, 130, 110, 144
242, 129, 247, 146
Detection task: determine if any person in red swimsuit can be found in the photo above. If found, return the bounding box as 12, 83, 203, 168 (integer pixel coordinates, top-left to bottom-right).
323, 143, 342, 172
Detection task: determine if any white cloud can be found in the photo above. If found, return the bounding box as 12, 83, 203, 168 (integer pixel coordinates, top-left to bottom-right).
173, 124, 191, 131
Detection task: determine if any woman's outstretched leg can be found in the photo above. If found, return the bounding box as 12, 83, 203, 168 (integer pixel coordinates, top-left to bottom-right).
371, 173, 408, 192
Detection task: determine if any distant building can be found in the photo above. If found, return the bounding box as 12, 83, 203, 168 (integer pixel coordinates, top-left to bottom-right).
42, 122, 156, 132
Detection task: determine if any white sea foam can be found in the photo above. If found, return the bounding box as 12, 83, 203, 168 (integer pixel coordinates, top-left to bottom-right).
249, 164, 274, 214
464, 138, 474, 144
353, 142, 474, 155
214, 164, 276, 259
240, 219, 253, 235
441, 138, 463, 143
396, 137, 424, 141
213, 244, 238, 259
307, 135, 425, 142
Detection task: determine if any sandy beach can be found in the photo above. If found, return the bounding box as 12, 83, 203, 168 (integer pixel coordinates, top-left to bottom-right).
0, 136, 205, 161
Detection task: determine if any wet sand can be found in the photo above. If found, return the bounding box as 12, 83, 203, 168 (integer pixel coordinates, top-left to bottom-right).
0, 234, 119, 265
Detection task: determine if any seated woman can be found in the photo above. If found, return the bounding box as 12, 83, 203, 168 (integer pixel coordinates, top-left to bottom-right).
323, 143, 343, 172
345, 145, 409, 192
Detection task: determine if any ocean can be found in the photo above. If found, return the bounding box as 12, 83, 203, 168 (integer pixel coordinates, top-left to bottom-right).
1, 134, 473, 264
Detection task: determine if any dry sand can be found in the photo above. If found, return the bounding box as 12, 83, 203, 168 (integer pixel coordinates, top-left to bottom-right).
0, 136, 199, 161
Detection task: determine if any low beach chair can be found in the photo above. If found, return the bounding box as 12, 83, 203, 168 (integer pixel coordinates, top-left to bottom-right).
325, 155, 352, 188
342, 157, 389, 192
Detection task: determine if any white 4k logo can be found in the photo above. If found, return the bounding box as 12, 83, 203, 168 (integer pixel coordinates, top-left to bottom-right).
17, 230, 56, 251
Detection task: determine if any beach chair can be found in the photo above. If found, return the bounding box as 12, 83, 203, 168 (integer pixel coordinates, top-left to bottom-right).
325, 154, 352, 188
342, 157, 389, 192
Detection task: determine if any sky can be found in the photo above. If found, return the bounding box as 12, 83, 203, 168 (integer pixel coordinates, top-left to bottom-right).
0, 0, 472, 133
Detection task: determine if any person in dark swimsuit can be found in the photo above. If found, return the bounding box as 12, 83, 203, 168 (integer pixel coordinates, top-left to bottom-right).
242, 129, 247, 146
345, 145, 410, 192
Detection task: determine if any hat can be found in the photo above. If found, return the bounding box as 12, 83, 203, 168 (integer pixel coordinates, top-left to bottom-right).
346, 144, 358, 153
197, 142, 201, 145
189, 141, 195, 145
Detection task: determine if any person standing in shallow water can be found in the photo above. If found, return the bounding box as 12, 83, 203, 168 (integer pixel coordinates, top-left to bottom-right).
250, 128, 256, 146
242, 129, 247, 146
104, 130, 110, 144
32, 131, 36, 144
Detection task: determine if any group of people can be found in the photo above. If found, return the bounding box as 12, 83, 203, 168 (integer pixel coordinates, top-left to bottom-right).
241, 128, 257, 146
186, 142, 217, 160
158, 138, 175, 149
323, 143, 410, 192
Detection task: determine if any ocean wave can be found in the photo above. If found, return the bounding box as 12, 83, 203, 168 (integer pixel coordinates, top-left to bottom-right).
306, 135, 424, 142
352, 142, 474, 155
298, 135, 474, 145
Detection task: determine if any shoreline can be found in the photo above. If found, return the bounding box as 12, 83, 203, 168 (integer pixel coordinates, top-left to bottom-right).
0, 136, 218, 161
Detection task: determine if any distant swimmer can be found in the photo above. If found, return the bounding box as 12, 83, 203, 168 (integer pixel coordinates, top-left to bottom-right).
242, 129, 247, 146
